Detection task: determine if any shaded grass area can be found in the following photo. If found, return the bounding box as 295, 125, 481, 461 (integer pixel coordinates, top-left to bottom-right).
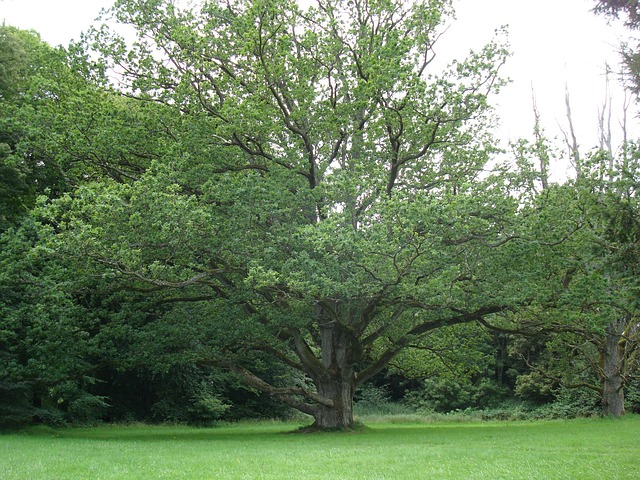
1, 416, 639, 479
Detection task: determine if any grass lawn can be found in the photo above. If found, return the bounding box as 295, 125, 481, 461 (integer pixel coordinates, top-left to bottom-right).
1, 416, 639, 479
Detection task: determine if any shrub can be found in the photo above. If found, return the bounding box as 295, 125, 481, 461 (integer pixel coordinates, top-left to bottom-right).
403, 377, 511, 413
625, 378, 640, 413
535, 388, 601, 419
514, 372, 556, 404
354, 384, 414, 417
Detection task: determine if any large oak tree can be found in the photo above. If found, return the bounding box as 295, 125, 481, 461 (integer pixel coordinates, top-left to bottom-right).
51, 0, 551, 429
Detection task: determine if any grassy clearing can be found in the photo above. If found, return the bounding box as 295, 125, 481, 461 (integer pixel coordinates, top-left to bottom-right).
1, 416, 639, 479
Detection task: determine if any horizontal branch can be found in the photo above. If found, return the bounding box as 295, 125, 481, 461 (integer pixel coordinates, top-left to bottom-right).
224, 363, 332, 414
93, 257, 225, 289
517, 352, 603, 394
356, 304, 507, 386
476, 317, 590, 338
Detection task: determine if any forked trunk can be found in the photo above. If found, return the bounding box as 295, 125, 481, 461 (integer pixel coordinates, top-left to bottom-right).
601, 319, 626, 417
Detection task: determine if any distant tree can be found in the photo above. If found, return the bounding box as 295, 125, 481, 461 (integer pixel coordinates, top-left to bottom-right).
0, 24, 169, 233
0, 217, 110, 427
594, 0, 640, 28
487, 146, 640, 417
0, 24, 173, 425
594, 0, 640, 96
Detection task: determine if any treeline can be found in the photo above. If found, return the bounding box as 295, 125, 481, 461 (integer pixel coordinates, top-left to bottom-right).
1, 0, 639, 430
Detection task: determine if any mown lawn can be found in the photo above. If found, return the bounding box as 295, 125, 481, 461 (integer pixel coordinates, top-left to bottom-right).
1, 416, 639, 479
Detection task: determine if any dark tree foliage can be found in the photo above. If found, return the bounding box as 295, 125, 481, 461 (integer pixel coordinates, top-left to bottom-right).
594, 1, 640, 96
594, 0, 640, 28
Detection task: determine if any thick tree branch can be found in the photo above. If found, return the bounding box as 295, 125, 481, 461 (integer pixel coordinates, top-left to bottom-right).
224, 363, 333, 412
356, 304, 507, 386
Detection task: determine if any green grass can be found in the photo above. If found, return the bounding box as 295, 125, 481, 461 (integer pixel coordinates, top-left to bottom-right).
1, 416, 639, 479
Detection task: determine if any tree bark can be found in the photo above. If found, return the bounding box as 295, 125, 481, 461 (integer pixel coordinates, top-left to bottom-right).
313, 372, 356, 429
601, 318, 626, 417
309, 304, 361, 429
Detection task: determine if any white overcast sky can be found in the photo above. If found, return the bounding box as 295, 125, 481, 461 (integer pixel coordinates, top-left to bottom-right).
2, 0, 638, 178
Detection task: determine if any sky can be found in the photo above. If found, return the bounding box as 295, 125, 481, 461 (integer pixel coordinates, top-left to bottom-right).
2, 0, 638, 179
448, 0, 638, 178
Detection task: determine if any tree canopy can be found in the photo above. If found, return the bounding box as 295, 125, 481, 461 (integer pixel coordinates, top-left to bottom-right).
44, 0, 536, 429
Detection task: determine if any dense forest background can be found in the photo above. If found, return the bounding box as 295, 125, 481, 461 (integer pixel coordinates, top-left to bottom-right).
1, 0, 639, 429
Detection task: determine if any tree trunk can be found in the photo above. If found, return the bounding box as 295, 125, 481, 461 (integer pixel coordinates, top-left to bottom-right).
601, 319, 626, 417
313, 373, 356, 429
310, 305, 361, 430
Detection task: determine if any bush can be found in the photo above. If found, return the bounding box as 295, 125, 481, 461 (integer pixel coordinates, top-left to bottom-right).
148, 367, 231, 425
533, 387, 601, 419
514, 372, 556, 404
354, 384, 414, 417
0, 380, 35, 429
403, 377, 511, 413
625, 378, 640, 413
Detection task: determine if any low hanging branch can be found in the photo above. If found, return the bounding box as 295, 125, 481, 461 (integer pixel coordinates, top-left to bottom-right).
222, 362, 334, 415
